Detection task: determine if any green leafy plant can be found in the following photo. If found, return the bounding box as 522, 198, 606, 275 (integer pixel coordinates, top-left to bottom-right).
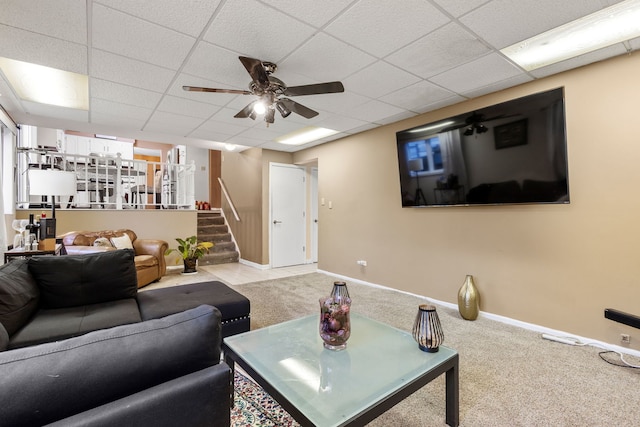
165, 236, 214, 261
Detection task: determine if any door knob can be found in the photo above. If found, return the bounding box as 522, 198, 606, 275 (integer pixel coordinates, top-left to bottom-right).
273, 220, 282, 224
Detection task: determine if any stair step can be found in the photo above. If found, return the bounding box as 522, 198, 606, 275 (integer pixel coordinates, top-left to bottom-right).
200, 233, 231, 243
198, 224, 227, 234
198, 216, 224, 226
196, 211, 238, 265
209, 241, 235, 252
199, 251, 239, 265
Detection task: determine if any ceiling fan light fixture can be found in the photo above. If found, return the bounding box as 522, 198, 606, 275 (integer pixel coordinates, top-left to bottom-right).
276, 101, 291, 118
265, 108, 275, 124
464, 126, 474, 136
476, 124, 488, 133
253, 100, 267, 115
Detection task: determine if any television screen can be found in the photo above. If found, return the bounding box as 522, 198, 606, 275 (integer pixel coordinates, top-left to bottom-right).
396, 87, 569, 207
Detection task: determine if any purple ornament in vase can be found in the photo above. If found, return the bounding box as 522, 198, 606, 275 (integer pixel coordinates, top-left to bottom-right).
319, 295, 351, 351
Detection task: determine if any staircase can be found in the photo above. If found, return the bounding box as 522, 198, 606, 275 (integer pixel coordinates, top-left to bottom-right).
197, 210, 239, 265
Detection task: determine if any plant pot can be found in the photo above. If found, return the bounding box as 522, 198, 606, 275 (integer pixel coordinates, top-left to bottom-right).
183, 258, 198, 273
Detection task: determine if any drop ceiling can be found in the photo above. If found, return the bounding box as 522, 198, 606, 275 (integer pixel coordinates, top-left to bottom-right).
0, 0, 637, 152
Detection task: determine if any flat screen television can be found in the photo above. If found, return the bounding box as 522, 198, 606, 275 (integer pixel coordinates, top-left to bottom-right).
396, 87, 569, 207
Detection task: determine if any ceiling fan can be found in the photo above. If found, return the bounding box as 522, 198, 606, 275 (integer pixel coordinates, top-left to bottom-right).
183, 56, 345, 125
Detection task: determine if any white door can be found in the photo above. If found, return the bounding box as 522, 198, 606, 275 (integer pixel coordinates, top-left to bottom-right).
310, 167, 318, 263
270, 163, 306, 268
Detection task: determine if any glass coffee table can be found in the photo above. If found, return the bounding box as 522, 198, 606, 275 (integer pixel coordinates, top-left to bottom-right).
223, 313, 459, 426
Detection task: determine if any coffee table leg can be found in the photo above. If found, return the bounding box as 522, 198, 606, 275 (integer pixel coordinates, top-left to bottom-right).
445, 356, 459, 426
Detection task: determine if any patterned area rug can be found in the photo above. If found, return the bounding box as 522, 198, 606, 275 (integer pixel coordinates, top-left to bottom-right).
232, 371, 300, 427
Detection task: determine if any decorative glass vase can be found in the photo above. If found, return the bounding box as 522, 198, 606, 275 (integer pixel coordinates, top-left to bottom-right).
412, 304, 444, 352
319, 295, 351, 351
458, 275, 479, 320
330, 281, 350, 299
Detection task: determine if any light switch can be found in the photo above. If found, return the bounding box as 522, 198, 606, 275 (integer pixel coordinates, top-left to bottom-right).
329, 201, 333, 209
321, 198, 325, 206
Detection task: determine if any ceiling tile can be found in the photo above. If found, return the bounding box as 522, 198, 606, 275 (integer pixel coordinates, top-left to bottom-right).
431, 0, 492, 18
267, 0, 350, 27
181, 42, 250, 88
280, 33, 376, 82
156, 95, 222, 119
460, 0, 610, 49
91, 98, 152, 121
91, 50, 176, 92
463, 74, 533, 99
0, 25, 87, 74
22, 101, 88, 123
380, 81, 458, 111
429, 53, 523, 94
344, 99, 406, 123
0, 0, 86, 44
92, 4, 195, 70
325, 0, 450, 58
95, 0, 222, 37
203, 0, 316, 62
91, 111, 148, 130
315, 114, 370, 133
91, 79, 162, 109
386, 22, 491, 79
342, 60, 420, 98
144, 110, 204, 135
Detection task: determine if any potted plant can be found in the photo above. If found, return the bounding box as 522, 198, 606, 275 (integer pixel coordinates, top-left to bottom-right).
165, 236, 214, 273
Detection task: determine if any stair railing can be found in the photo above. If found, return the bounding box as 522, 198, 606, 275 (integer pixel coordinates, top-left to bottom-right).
218, 177, 240, 222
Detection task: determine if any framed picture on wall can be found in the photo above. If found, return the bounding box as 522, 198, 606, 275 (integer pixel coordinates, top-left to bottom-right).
494, 119, 528, 150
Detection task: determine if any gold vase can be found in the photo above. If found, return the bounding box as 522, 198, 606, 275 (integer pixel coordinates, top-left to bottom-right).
458, 275, 479, 320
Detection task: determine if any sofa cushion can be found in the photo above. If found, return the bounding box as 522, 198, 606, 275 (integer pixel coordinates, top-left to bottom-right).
110, 233, 133, 249
8, 298, 142, 350
0, 259, 40, 335
28, 250, 138, 309
0, 305, 221, 426
93, 237, 112, 247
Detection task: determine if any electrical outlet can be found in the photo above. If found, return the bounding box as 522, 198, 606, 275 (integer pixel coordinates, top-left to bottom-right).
621, 333, 631, 344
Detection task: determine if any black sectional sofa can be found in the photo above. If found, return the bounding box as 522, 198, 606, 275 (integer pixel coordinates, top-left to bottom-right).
0, 250, 251, 426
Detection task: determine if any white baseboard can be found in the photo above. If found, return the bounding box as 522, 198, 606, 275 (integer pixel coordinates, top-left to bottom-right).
317, 269, 640, 359
239, 258, 269, 270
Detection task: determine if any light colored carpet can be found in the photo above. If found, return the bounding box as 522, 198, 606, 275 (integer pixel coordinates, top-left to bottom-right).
161, 270, 640, 426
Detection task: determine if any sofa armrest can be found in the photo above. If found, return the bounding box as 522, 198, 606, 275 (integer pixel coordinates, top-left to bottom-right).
47, 364, 231, 427
133, 239, 168, 276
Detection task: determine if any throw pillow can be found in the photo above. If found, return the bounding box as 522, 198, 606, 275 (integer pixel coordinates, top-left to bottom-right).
93, 237, 112, 247
28, 250, 138, 309
0, 259, 40, 335
110, 234, 133, 250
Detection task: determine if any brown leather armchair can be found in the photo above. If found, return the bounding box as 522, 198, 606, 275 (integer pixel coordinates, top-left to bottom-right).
59, 229, 168, 288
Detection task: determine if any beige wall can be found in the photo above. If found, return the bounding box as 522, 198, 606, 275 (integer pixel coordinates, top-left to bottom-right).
13, 209, 195, 266
294, 52, 640, 351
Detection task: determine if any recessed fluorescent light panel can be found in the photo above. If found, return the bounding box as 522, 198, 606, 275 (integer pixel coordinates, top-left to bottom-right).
502, 0, 640, 71
0, 57, 89, 109
276, 126, 339, 145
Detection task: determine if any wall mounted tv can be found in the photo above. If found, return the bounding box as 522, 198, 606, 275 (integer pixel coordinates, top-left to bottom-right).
396, 87, 569, 207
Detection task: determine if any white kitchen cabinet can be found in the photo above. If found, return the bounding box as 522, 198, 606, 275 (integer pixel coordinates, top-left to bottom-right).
89, 138, 133, 159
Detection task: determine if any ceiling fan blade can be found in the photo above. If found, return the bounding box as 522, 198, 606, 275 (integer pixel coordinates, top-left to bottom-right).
284, 81, 344, 96
234, 101, 257, 119
280, 98, 319, 119
182, 85, 250, 95
239, 56, 270, 90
